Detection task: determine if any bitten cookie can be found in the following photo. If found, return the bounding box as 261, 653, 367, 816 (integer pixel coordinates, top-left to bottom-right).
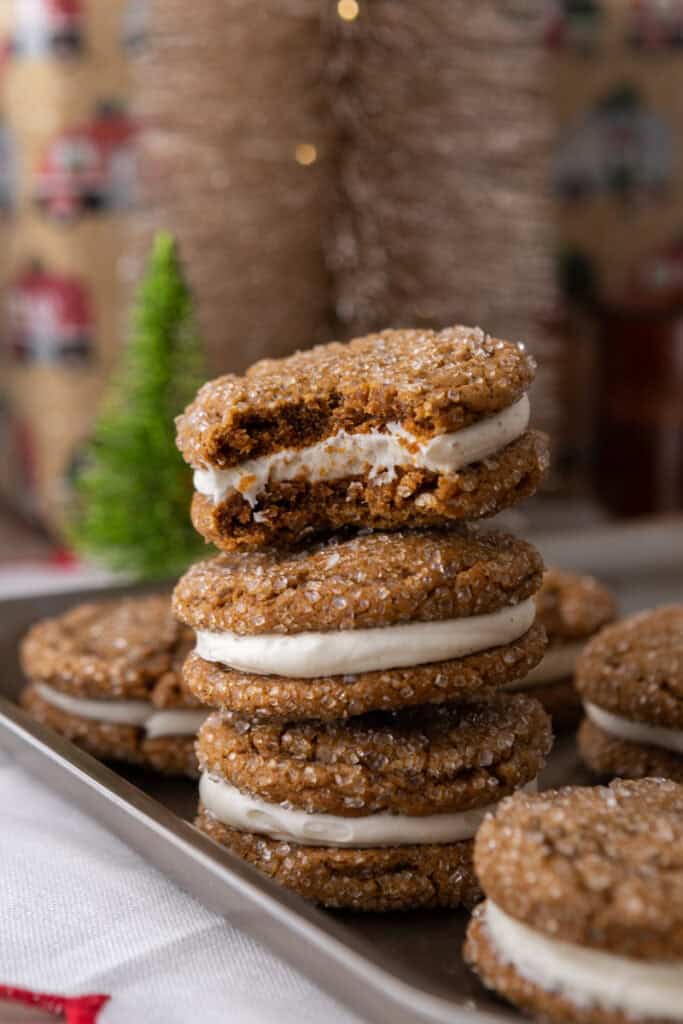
465, 778, 683, 1024
576, 605, 683, 782
196, 694, 552, 911
20, 595, 206, 776
504, 569, 616, 730
174, 527, 547, 722
176, 325, 549, 551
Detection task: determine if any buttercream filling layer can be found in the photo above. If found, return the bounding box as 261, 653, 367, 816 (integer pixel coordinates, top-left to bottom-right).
503, 642, 582, 690
34, 683, 206, 739
200, 773, 538, 848
484, 900, 683, 1019
193, 394, 530, 507
584, 702, 683, 754
194, 597, 536, 678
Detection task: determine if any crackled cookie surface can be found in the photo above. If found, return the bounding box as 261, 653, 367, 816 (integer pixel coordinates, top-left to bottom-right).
576, 605, 683, 781
174, 527, 546, 720
196, 694, 551, 910
20, 594, 204, 776
465, 778, 683, 1023
504, 568, 616, 730
176, 326, 548, 549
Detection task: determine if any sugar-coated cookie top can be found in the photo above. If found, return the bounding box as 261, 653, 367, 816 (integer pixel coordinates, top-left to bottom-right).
176, 326, 535, 468
535, 568, 616, 644
21, 594, 197, 703
173, 526, 544, 635
197, 694, 552, 817
475, 777, 683, 960
576, 605, 683, 727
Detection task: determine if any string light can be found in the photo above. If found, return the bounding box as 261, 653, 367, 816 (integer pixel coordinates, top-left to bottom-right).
337, 0, 359, 22
295, 142, 318, 165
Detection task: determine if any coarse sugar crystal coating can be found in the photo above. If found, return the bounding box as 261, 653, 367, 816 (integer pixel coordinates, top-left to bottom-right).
576, 606, 683, 728
535, 569, 617, 644
508, 569, 617, 729
20, 683, 199, 777
184, 618, 548, 724
182, 622, 546, 722
177, 325, 547, 549
173, 526, 544, 635
196, 808, 481, 911
196, 694, 552, 817
176, 325, 536, 468
21, 594, 198, 703
578, 717, 683, 783
471, 778, 683, 960
188, 430, 549, 551
465, 901, 668, 1024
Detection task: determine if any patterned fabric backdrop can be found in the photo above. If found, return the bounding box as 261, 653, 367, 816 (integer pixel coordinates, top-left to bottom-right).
3, 0, 681, 529
0, 0, 137, 525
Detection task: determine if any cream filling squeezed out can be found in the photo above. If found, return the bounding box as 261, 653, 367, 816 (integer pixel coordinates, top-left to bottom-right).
194, 597, 536, 678
484, 900, 683, 1020
193, 394, 530, 506
584, 702, 683, 754
34, 683, 206, 738
200, 774, 538, 848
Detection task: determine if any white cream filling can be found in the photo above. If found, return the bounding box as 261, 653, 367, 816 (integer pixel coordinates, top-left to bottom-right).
484, 900, 683, 1020
200, 773, 537, 848
194, 597, 536, 678
585, 702, 683, 755
503, 642, 583, 691
193, 394, 530, 507
34, 683, 206, 739
145, 710, 207, 739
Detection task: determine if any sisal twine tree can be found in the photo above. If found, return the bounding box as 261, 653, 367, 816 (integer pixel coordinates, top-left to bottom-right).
128, 0, 336, 374
324, 1, 565, 460
128, 1, 566, 480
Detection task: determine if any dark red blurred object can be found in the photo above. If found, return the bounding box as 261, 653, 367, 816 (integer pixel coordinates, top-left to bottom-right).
595, 301, 683, 517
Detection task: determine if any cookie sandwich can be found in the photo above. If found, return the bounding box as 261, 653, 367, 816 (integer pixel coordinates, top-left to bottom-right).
21, 595, 205, 776
504, 569, 616, 729
176, 325, 549, 551
465, 778, 683, 1024
577, 605, 683, 782
196, 695, 552, 911
174, 526, 547, 723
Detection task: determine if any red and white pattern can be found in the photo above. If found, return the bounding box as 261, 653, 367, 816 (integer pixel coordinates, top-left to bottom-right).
0, 985, 108, 1023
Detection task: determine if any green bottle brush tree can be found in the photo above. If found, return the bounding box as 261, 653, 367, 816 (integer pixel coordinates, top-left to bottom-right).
70, 232, 207, 580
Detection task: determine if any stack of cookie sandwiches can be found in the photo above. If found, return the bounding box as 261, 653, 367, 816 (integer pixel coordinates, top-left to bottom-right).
577, 605, 683, 783
174, 325, 555, 910
20, 595, 205, 777
503, 569, 616, 730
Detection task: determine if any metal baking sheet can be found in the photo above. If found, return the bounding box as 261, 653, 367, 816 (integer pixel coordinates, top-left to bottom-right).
1, 523, 681, 1024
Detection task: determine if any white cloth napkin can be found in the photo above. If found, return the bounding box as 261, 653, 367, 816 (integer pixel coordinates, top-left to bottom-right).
0, 749, 360, 1024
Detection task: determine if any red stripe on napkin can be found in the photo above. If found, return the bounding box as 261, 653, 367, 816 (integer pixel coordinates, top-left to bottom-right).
0, 985, 109, 1023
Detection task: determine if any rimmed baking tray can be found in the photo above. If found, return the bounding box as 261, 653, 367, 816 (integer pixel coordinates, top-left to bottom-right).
1, 519, 681, 1024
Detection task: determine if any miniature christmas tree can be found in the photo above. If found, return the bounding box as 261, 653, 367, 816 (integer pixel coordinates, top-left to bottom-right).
71, 232, 207, 579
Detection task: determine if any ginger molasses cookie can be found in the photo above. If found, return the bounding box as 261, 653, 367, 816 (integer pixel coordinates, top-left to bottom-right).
576, 606, 683, 782
176, 325, 549, 551
196, 694, 552, 911
504, 569, 616, 730
465, 778, 683, 1024
20, 595, 206, 776
174, 527, 547, 722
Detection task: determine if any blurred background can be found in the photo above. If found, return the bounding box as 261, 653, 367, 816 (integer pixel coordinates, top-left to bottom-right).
0, 0, 681, 588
